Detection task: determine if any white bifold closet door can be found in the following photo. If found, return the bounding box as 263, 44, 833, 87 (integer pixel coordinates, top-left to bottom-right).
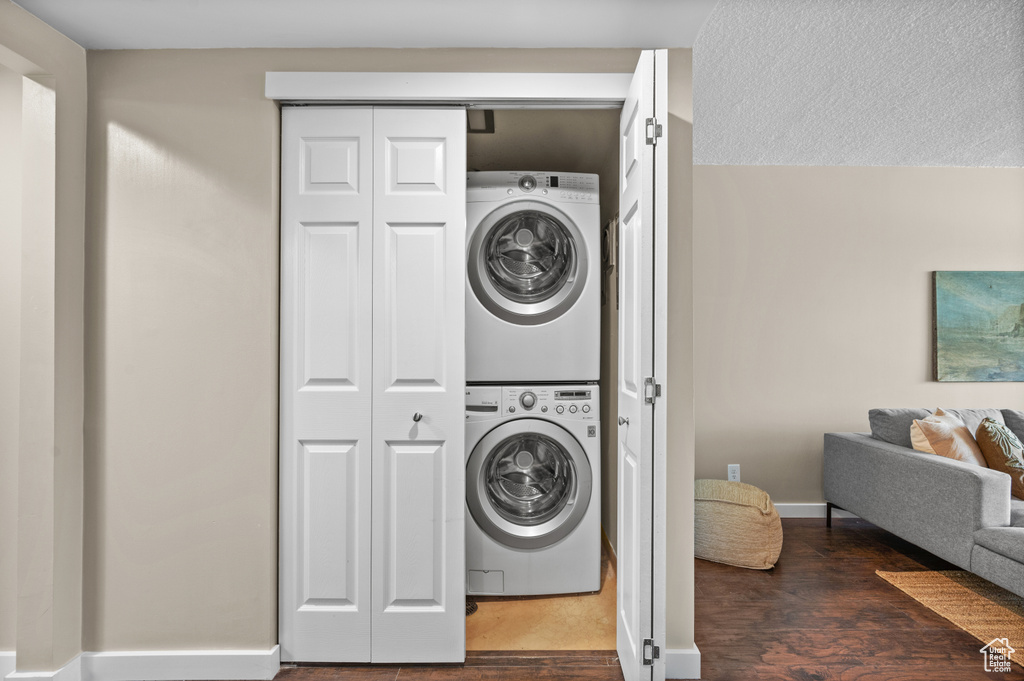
617, 50, 667, 681
279, 106, 466, 664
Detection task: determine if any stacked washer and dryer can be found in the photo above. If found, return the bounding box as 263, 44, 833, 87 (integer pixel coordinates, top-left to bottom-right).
465, 171, 602, 596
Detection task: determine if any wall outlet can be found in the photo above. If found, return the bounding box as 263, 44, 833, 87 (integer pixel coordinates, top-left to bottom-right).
727, 464, 740, 482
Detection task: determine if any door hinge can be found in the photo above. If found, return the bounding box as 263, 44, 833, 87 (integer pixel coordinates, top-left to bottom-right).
645, 117, 662, 145
644, 377, 662, 405
642, 638, 661, 666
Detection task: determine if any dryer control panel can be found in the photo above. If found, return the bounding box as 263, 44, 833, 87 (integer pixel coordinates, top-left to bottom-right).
466, 384, 598, 421
467, 171, 599, 205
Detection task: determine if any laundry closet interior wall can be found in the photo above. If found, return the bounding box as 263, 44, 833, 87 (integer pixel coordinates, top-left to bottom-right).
82, 46, 693, 659
465, 108, 621, 551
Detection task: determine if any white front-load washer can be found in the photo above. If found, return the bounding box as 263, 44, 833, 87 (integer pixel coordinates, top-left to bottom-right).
465, 384, 601, 596
466, 171, 600, 383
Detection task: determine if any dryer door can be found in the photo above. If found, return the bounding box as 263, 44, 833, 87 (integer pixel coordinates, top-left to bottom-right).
467, 201, 588, 326
466, 419, 592, 550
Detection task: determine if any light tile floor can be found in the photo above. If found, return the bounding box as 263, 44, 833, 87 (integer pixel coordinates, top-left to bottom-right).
466, 538, 617, 651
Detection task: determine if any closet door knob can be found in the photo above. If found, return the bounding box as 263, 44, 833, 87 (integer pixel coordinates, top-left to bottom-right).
413, 412, 423, 422
618, 416, 629, 426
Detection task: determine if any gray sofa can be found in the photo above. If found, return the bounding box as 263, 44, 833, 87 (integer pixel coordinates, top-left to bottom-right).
824, 408, 1024, 598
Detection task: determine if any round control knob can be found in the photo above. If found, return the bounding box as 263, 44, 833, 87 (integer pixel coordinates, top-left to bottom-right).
541, 406, 548, 413
582, 404, 591, 413
569, 404, 578, 414
518, 175, 537, 192
520, 392, 537, 410
508, 406, 516, 413
555, 405, 565, 414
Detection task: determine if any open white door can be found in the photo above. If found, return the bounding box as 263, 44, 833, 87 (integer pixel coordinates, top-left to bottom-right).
617, 49, 668, 681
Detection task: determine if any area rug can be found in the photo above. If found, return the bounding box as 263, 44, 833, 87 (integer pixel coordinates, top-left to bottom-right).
877, 570, 1024, 667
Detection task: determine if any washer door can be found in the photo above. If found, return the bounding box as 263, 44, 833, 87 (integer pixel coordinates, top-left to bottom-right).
467, 419, 592, 550
467, 200, 588, 326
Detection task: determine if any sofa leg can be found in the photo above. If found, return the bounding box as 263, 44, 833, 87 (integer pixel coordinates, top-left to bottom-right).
826, 502, 833, 528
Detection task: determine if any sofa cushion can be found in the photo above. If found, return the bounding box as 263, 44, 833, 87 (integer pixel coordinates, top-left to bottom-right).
1011, 498, 1024, 528
973, 527, 1024, 565
976, 418, 1024, 500
943, 408, 1005, 437
1003, 409, 1024, 443
911, 409, 988, 467
869, 408, 932, 447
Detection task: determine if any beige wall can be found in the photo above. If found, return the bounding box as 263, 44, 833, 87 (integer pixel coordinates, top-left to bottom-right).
665, 48, 695, 653
86, 47, 696, 654
693, 166, 1024, 502
466, 109, 620, 229
0, 62, 21, 654
84, 49, 283, 652
0, 0, 87, 672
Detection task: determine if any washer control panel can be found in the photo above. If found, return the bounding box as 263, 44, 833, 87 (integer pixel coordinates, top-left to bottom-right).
466, 385, 598, 421
504, 386, 597, 419
467, 171, 599, 205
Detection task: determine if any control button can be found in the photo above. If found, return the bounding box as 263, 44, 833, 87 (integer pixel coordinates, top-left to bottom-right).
569, 405, 578, 414
542, 189, 548, 195
582, 404, 591, 413
507, 188, 514, 195
520, 392, 537, 410
509, 406, 516, 413
541, 406, 548, 413
555, 405, 565, 414
518, 175, 537, 192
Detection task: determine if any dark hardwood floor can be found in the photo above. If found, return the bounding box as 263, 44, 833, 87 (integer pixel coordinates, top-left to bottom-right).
275, 650, 623, 681
272, 518, 1023, 680
696, 518, 1024, 680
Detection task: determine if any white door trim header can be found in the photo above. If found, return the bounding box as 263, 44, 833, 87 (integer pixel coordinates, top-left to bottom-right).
265, 72, 632, 108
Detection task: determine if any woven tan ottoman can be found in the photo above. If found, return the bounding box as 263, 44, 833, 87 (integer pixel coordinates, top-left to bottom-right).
694, 479, 783, 570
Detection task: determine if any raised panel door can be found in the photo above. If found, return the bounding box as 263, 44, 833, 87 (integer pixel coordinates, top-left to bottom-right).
618, 53, 657, 681
371, 107, 466, 663
280, 107, 373, 662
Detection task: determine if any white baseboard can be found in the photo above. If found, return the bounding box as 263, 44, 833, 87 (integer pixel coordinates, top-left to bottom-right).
81, 646, 280, 681
664, 645, 700, 680
774, 503, 858, 519
5, 654, 80, 681
1, 653, 16, 681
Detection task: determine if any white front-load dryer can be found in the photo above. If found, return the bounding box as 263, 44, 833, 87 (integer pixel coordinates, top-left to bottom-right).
466, 171, 600, 383
465, 384, 601, 596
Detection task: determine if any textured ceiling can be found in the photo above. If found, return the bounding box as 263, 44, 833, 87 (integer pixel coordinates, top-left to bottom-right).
12, 0, 718, 50
694, 0, 1024, 167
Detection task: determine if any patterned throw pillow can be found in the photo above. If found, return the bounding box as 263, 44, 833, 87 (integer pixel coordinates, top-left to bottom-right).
910, 408, 988, 467
975, 418, 1024, 500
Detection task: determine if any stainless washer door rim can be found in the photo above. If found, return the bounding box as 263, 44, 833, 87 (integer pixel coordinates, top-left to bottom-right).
467, 419, 592, 550
468, 200, 588, 326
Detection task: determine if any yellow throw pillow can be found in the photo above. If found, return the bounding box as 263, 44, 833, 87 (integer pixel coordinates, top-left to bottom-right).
975, 418, 1024, 500
910, 408, 987, 467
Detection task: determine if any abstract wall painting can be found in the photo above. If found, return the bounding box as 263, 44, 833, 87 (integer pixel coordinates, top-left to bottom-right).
934, 271, 1024, 382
